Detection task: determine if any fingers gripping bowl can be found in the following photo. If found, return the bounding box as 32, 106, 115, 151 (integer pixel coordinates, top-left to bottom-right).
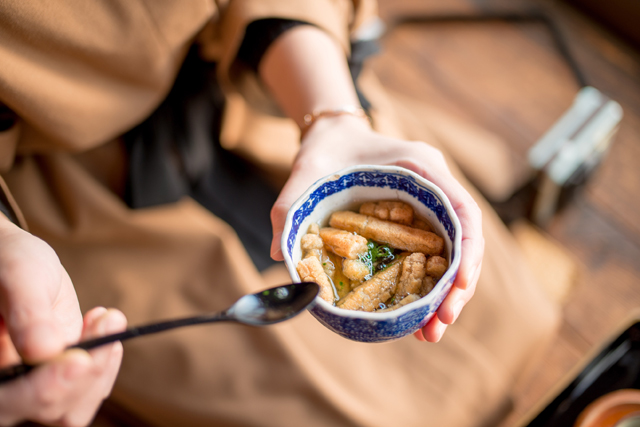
282, 165, 462, 343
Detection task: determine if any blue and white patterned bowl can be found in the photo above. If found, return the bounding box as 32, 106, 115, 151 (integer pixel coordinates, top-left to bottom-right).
282, 165, 462, 343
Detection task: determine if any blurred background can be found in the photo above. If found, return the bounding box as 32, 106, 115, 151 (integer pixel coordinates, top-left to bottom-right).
369, 0, 640, 425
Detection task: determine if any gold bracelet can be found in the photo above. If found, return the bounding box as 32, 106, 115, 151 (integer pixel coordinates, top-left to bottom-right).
302, 106, 371, 131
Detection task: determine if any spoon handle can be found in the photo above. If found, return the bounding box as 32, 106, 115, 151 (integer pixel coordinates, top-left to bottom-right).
74, 312, 231, 350
0, 312, 232, 384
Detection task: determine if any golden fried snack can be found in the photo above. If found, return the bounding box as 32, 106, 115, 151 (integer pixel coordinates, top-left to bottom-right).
296, 256, 335, 303
319, 227, 368, 259
342, 259, 369, 282
307, 223, 320, 235
337, 261, 402, 312
426, 256, 448, 280
301, 233, 324, 260
329, 211, 444, 256
411, 217, 433, 232
376, 294, 421, 313
395, 253, 427, 299
300, 231, 336, 279
359, 201, 414, 226
421, 276, 436, 296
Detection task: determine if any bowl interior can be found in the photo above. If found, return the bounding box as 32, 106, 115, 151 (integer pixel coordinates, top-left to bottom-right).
283, 166, 461, 319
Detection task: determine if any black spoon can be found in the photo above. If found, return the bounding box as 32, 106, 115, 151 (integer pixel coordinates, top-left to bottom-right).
0, 282, 319, 384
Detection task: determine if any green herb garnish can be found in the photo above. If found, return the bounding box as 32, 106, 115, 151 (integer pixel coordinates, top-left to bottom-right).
359, 240, 398, 279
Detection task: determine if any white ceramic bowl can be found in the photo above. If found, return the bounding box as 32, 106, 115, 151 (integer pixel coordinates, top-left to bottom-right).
282, 165, 462, 342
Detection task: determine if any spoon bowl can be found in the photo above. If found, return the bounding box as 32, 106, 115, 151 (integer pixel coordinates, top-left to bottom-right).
0, 282, 319, 384
229, 282, 320, 325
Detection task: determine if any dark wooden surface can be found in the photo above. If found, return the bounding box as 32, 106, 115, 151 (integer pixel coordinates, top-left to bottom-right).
371, 0, 640, 425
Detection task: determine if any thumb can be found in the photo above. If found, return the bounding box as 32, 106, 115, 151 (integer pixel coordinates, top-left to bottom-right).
5, 308, 65, 364
1, 274, 68, 363
270, 184, 298, 262
270, 167, 321, 261
0, 231, 74, 363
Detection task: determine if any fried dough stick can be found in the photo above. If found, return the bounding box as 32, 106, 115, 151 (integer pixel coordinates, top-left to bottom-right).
395, 253, 427, 300
342, 259, 369, 282
377, 294, 421, 313
301, 233, 324, 261
421, 276, 436, 296
329, 211, 444, 256
359, 201, 414, 226
318, 227, 368, 259
300, 230, 335, 279
337, 261, 402, 312
411, 218, 433, 232
426, 256, 448, 280
297, 256, 335, 303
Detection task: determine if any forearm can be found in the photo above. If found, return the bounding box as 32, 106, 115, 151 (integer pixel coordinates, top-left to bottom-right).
258, 25, 362, 129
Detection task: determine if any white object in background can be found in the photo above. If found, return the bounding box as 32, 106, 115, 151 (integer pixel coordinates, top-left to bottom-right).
528, 86, 623, 226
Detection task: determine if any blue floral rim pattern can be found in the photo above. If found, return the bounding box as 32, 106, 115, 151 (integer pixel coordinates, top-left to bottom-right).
309, 274, 453, 342
286, 171, 457, 257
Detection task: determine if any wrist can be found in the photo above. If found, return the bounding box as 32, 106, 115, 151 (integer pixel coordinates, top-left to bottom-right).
302, 106, 369, 129
301, 110, 373, 141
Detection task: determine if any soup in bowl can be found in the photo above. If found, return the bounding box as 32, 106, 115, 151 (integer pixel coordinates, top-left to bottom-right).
281, 165, 462, 343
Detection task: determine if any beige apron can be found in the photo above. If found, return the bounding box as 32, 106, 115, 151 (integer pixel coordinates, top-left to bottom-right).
0, 1, 559, 425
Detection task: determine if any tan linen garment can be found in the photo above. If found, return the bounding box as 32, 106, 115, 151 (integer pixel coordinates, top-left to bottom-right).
0, 1, 559, 426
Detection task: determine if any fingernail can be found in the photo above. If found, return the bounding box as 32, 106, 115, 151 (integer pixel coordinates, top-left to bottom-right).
92, 306, 108, 317
472, 264, 482, 286
270, 233, 282, 259
434, 322, 448, 343
467, 266, 477, 288
452, 300, 465, 323
86, 306, 108, 326
96, 310, 113, 336
271, 247, 283, 261
105, 309, 126, 333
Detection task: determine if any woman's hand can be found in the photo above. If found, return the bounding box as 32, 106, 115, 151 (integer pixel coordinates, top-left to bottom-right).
270, 115, 484, 343
0, 218, 127, 426
258, 22, 483, 342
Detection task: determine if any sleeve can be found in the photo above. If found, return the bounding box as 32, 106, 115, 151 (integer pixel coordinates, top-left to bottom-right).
0, 105, 25, 228
0, 196, 14, 223
207, 0, 378, 92
0, 177, 24, 228
236, 18, 311, 73
0, 0, 214, 152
